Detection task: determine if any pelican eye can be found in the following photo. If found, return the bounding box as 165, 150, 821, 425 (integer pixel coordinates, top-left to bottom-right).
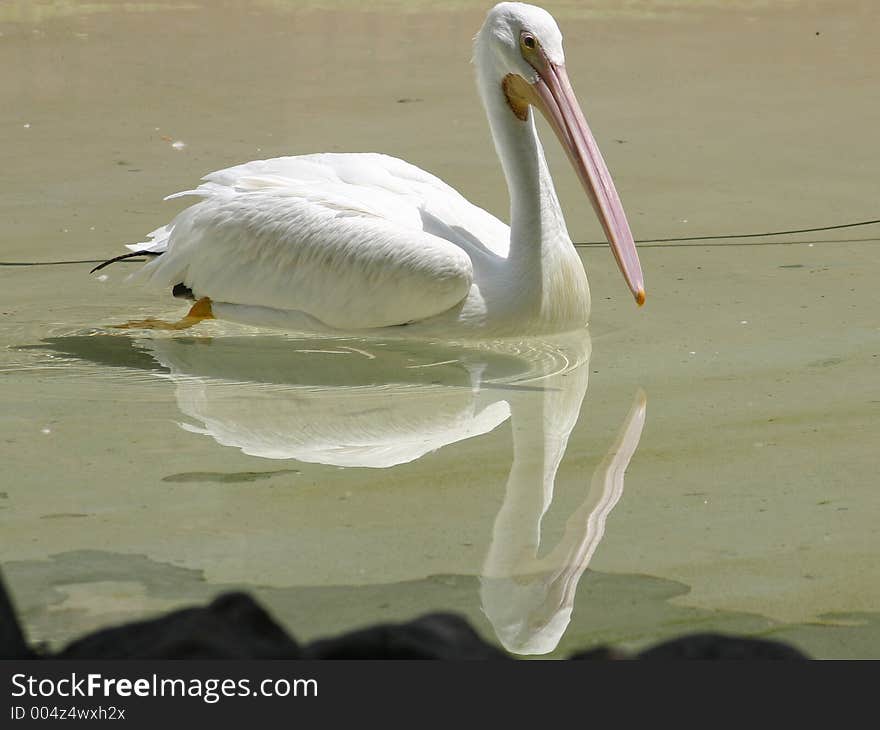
521, 32, 537, 50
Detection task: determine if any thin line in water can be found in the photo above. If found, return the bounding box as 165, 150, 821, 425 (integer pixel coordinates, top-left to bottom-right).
575, 217, 880, 247
0, 259, 147, 267
2, 219, 878, 266
578, 236, 880, 249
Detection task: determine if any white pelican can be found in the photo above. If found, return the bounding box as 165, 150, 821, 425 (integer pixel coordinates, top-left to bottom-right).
96, 2, 645, 337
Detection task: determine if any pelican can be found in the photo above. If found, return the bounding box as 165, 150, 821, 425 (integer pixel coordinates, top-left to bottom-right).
96, 2, 645, 337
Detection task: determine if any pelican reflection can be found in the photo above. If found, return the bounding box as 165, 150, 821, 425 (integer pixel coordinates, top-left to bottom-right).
40, 330, 646, 654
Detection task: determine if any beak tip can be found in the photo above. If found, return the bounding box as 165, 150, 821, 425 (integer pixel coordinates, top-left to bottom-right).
635, 288, 646, 307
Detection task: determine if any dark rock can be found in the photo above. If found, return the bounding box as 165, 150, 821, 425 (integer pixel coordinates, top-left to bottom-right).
57, 592, 301, 659
568, 646, 629, 660
304, 613, 509, 660
0, 574, 34, 659
634, 632, 808, 660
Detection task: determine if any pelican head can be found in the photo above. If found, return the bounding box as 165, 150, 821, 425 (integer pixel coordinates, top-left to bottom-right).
476, 2, 646, 306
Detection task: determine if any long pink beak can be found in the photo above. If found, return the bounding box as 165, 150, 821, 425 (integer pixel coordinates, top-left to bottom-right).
531, 63, 645, 306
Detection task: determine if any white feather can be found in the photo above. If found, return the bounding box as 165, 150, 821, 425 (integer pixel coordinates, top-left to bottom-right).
129, 153, 518, 330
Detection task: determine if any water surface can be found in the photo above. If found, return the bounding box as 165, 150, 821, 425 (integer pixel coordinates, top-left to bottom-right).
1, 0, 878, 657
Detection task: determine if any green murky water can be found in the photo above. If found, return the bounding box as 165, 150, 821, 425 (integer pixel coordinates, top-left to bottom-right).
1, 0, 878, 657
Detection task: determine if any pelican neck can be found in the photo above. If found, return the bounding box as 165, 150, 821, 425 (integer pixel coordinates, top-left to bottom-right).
477, 71, 572, 275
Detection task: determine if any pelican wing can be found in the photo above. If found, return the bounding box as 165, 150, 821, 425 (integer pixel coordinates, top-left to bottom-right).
129, 153, 509, 329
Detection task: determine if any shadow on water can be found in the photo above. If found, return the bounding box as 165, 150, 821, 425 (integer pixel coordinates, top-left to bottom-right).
19, 330, 650, 655
7, 549, 880, 659
22, 334, 529, 387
